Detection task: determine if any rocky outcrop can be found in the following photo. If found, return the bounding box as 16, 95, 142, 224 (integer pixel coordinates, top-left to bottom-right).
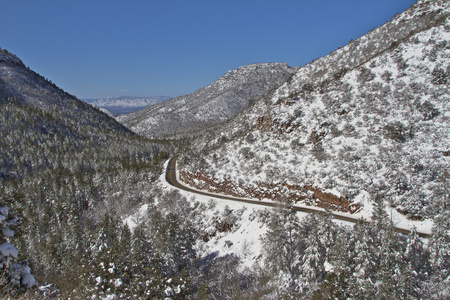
0, 49, 24, 67
180, 170, 360, 214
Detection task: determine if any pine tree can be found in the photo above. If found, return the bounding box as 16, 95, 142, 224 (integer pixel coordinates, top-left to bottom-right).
112, 224, 132, 288
420, 171, 449, 298
320, 225, 354, 299
397, 264, 419, 300
131, 222, 158, 271
374, 223, 399, 300
301, 224, 325, 284
129, 222, 165, 298
95, 214, 118, 254
155, 212, 197, 276
262, 205, 302, 285
316, 209, 337, 255
424, 215, 450, 298
371, 195, 389, 231
405, 226, 428, 276
348, 220, 376, 299
0, 204, 35, 296
328, 228, 350, 273
428, 215, 449, 271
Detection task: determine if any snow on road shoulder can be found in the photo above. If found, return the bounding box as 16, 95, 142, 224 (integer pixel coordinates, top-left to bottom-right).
159, 160, 270, 268
162, 158, 436, 238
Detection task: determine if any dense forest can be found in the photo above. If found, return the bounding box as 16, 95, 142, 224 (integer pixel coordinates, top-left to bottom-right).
0, 95, 176, 297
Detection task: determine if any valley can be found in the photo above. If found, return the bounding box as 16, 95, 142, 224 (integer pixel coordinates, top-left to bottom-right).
0, 0, 449, 298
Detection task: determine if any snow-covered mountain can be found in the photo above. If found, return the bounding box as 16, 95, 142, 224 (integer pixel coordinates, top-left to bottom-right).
85, 95, 171, 115
117, 63, 298, 138
180, 0, 450, 221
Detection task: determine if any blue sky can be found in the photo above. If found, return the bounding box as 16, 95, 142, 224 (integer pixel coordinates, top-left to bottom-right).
1, 0, 416, 99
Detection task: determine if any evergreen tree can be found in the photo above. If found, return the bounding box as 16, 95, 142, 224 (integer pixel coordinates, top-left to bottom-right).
428, 215, 449, 271
113, 224, 132, 286
156, 212, 196, 276
129, 222, 164, 298
348, 220, 376, 299
301, 224, 325, 284
371, 195, 389, 231
262, 205, 302, 286
328, 228, 351, 273
95, 214, 118, 254
374, 223, 399, 300
322, 228, 351, 297
405, 226, 428, 276
316, 209, 337, 258
0, 204, 35, 296
397, 264, 419, 300
424, 215, 450, 298
131, 222, 158, 272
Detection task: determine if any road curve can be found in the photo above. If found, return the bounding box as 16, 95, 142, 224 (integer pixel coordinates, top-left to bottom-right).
166, 156, 438, 240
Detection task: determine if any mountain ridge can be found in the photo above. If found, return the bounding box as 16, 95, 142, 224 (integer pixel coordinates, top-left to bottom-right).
0, 48, 25, 67
117, 62, 298, 138
0, 48, 132, 136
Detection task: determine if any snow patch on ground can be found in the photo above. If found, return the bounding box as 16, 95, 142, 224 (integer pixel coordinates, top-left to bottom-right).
158, 163, 269, 268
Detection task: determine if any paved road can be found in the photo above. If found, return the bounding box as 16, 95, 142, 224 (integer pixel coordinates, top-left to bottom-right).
166, 156, 438, 240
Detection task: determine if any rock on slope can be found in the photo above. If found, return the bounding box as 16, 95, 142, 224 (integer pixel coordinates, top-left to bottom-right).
117, 63, 298, 138
181, 0, 450, 220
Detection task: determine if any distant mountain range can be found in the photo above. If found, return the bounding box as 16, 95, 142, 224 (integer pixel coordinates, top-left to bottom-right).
84, 96, 171, 115
117, 63, 298, 138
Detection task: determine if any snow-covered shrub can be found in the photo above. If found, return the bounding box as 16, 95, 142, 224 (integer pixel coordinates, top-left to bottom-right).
0, 205, 35, 296
431, 65, 450, 84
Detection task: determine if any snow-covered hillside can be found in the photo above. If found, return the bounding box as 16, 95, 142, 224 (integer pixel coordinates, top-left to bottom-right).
181, 0, 450, 221
117, 63, 298, 138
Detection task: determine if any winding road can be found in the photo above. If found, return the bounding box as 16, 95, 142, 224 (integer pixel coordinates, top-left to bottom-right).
166, 156, 439, 240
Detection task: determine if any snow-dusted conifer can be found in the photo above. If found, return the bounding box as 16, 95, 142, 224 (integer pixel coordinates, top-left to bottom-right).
428, 215, 449, 270
375, 222, 401, 299
397, 264, 420, 300
301, 223, 325, 284
423, 216, 450, 298
262, 204, 302, 286
131, 222, 157, 270
405, 226, 428, 275
371, 196, 389, 231
348, 220, 376, 299
0, 205, 35, 295
316, 209, 337, 259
